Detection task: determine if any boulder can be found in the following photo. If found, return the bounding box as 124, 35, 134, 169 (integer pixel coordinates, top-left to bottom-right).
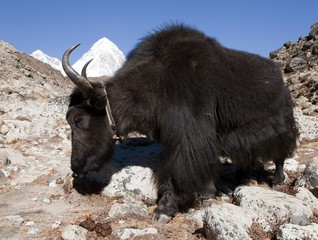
295, 157, 318, 192
202, 203, 270, 240
284, 57, 307, 73
61, 225, 88, 240
295, 187, 318, 209
234, 186, 313, 224
276, 223, 318, 240
103, 166, 157, 200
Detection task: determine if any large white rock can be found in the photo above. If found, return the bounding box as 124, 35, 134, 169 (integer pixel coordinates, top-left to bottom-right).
276, 223, 318, 240
201, 203, 270, 240
295, 187, 318, 210
103, 166, 157, 200
61, 224, 88, 240
234, 186, 313, 223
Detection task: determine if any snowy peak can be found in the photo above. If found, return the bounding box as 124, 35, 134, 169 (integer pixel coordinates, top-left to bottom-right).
30, 50, 63, 73
30, 37, 126, 77
72, 37, 126, 77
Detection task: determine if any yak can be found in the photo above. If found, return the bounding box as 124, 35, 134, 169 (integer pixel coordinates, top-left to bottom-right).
62, 24, 298, 222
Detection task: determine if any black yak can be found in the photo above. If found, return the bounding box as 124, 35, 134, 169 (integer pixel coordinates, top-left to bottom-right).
62, 24, 298, 222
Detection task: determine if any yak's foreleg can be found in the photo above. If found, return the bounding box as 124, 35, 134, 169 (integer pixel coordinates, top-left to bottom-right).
235, 165, 252, 184
273, 158, 286, 185
198, 181, 217, 207
152, 178, 194, 223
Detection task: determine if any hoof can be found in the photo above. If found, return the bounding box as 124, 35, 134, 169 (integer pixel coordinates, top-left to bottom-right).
201, 197, 213, 207
273, 172, 288, 185
151, 213, 172, 223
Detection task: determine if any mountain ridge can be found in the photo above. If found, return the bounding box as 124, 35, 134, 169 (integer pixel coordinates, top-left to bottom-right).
30, 37, 126, 77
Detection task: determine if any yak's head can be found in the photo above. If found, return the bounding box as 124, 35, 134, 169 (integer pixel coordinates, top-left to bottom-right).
62, 44, 115, 178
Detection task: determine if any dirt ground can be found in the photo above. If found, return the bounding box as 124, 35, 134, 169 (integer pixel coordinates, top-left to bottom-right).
0, 138, 317, 240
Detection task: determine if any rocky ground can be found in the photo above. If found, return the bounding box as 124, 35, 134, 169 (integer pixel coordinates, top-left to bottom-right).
0, 23, 318, 240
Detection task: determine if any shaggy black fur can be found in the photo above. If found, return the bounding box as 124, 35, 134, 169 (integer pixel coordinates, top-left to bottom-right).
66, 24, 298, 222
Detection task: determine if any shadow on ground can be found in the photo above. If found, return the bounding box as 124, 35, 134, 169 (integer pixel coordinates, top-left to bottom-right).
73, 137, 276, 196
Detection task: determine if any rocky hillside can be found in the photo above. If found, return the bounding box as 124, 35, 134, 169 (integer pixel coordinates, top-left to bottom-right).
270, 22, 318, 117
0, 40, 72, 145
0, 22, 318, 240
30, 50, 64, 74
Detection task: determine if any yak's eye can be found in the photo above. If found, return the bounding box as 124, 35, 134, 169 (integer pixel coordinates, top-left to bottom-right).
74, 117, 82, 126
73, 116, 85, 129
72, 115, 90, 129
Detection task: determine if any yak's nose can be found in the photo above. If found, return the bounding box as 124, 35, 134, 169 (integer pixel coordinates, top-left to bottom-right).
71, 164, 86, 179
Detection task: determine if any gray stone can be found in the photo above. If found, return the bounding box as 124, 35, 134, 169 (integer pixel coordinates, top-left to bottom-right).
5, 128, 29, 143
103, 166, 157, 200
285, 57, 307, 73
309, 23, 318, 38
299, 72, 312, 82
4, 215, 24, 225
27, 227, 39, 235
284, 158, 304, 172
108, 197, 148, 219
52, 221, 62, 229
276, 223, 318, 240
203, 206, 251, 240
115, 227, 158, 240
41, 198, 51, 204
295, 187, 318, 209
289, 215, 310, 226
0, 170, 5, 178
302, 41, 312, 51
234, 186, 313, 224
294, 107, 318, 140
61, 224, 88, 240
296, 157, 318, 191
269, 47, 285, 59
283, 41, 293, 49
0, 124, 9, 135
0, 148, 8, 165
201, 203, 270, 240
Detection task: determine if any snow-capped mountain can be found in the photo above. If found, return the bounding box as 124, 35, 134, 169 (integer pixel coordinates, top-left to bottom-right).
73, 37, 126, 77
30, 37, 126, 77
30, 50, 64, 73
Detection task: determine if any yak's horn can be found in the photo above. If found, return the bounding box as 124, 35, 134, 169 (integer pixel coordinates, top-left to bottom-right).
62, 44, 93, 100
81, 59, 93, 79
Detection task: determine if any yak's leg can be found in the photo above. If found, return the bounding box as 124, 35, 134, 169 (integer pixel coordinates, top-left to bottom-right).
235, 164, 252, 184
273, 158, 286, 185
199, 181, 217, 207
199, 178, 236, 207
200, 181, 217, 199
152, 179, 194, 223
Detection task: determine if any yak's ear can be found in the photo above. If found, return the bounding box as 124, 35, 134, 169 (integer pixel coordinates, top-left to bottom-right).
69, 88, 86, 107
80, 59, 107, 112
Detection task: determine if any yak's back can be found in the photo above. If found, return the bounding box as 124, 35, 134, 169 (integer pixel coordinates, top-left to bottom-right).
112, 24, 289, 119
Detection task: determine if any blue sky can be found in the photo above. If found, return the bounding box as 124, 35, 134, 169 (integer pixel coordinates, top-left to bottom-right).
1, 1, 317, 61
